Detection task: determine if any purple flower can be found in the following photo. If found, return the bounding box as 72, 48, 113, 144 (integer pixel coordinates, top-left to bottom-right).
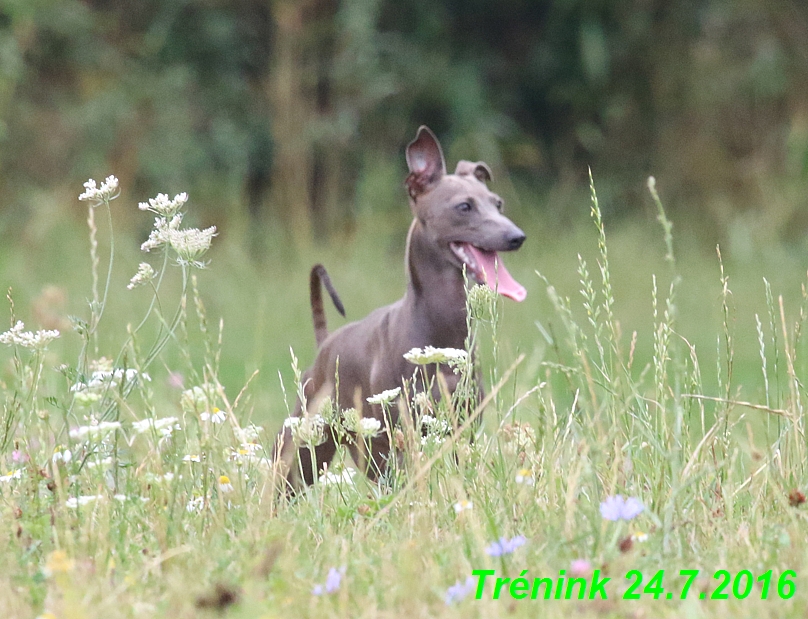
313, 567, 344, 595
485, 535, 527, 557
445, 576, 476, 605
600, 495, 644, 521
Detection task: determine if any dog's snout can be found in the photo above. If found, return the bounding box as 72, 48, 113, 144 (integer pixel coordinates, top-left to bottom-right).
507, 229, 526, 250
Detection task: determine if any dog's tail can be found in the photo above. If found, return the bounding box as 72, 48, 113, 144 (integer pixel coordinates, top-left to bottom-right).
310, 264, 345, 347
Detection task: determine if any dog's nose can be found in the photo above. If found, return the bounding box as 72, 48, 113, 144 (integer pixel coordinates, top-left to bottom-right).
506, 229, 526, 250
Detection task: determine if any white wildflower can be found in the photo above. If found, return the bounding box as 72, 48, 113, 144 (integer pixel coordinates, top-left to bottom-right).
0, 469, 22, 483
167, 225, 217, 267
182, 454, 202, 463
186, 495, 205, 512
180, 385, 213, 414
140, 214, 183, 253
69, 420, 121, 440
85, 457, 113, 469
453, 499, 473, 514
515, 468, 535, 485
366, 387, 401, 406
319, 468, 356, 487
127, 263, 157, 290
218, 475, 234, 493
65, 495, 103, 509
78, 175, 119, 205
71, 368, 149, 395
200, 407, 226, 424
404, 346, 468, 366
138, 192, 188, 218
283, 415, 326, 445
132, 417, 180, 436
0, 321, 60, 350
357, 417, 382, 438
52, 447, 72, 464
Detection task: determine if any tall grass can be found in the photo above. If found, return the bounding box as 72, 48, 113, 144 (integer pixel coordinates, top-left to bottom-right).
0, 175, 806, 618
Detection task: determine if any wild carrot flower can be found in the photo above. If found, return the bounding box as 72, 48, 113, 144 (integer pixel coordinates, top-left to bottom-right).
78, 175, 119, 205
66, 495, 103, 509
444, 576, 476, 605
357, 417, 382, 438
0, 321, 60, 350
485, 535, 527, 556
283, 415, 326, 445
127, 262, 157, 290
69, 420, 121, 440
600, 495, 644, 521
404, 346, 468, 366
132, 417, 180, 437
138, 192, 188, 218
319, 468, 356, 487
167, 226, 218, 267
366, 387, 401, 405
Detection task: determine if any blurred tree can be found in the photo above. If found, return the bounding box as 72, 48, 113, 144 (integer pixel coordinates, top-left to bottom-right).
1, 0, 808, 246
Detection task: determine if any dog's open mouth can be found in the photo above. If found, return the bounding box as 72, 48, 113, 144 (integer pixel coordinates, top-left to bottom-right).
450, 242, 526, 302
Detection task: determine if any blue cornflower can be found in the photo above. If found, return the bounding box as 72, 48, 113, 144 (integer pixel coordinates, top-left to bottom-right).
445, 576, 476, 605
485, 535, 527, 557
600, 495, 644, 521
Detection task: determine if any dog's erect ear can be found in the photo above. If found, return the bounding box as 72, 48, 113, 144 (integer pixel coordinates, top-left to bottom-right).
405, 126, 446, 199
455, 160, 492, 184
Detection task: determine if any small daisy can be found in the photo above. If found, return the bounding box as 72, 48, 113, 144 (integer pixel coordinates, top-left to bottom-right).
200, 407, 227, 424
218, 475, 234, 493
631, 531, 649, 542
515, 468, 535, 485
182, 454, 202, 463
453, 499, 473, 514
0, 469, 22, 483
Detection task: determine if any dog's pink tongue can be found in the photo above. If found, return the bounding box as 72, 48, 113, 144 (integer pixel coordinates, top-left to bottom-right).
466, 245, 527, 302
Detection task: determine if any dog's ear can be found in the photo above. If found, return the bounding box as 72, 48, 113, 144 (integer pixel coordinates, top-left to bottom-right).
405, 126, 446, 199
455, 160, 492, 184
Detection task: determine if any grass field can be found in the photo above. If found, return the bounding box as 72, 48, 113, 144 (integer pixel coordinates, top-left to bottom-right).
1, 175, 808, 618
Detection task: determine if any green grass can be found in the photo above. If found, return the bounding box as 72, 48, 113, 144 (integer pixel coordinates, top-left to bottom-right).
1, 177, 808, 618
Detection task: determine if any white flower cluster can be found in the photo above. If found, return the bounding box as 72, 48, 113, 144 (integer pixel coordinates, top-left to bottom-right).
78, 175, 119, 205
283, 414, 326, 445
139, 205, 217, 268
404, 346, 468, 366
421, 414, 452, 447
138, 192, 188, 218
71, 368, 150, 404
366, 387, 401, 406
68, 420, 122, 440
127, 262, 156, 290
132, 416, 180, 438
319, 468, 356, 487
0, 321, 60, 350
66, 495, 104, 509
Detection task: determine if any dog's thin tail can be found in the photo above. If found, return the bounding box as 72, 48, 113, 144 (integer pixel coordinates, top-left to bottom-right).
310, 264, 345, 347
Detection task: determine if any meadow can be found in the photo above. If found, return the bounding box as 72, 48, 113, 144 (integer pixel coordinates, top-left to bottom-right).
1, 173, 808, 619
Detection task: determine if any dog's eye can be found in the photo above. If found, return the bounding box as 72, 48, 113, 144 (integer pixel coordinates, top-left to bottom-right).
456, 202, 472, 213
495, 199, 503, 212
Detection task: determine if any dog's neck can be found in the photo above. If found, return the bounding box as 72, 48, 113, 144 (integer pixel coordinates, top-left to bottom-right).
402, 219, 468, 348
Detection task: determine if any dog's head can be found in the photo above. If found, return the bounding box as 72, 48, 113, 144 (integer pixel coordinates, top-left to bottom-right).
405, 126, 526, 302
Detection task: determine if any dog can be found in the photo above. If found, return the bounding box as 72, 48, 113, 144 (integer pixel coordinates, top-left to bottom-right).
273, 126, 526, 490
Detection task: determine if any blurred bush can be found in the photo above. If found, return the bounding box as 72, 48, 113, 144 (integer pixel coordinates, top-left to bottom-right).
1, 0, 808, 247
